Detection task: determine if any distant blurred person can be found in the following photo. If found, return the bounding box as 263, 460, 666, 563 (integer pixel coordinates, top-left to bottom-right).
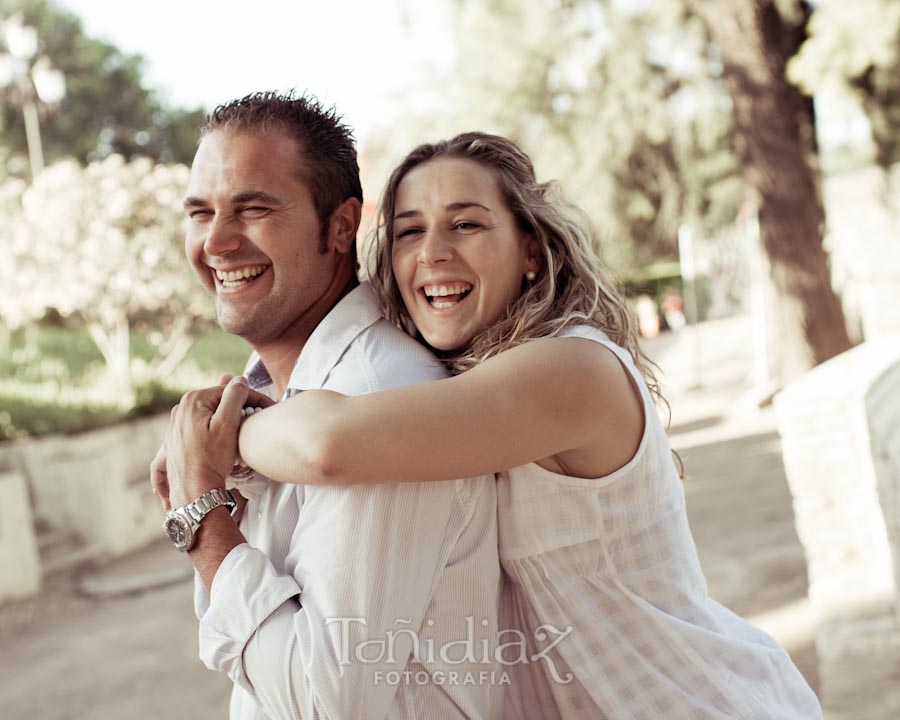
636, 293, 661, 338
662, 288, 686, 331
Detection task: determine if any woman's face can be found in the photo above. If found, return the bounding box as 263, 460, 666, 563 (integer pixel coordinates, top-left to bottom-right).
391, 157, 537, 352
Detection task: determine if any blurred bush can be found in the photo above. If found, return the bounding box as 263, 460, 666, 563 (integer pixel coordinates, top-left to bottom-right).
1, 154, 217, 395
0, 323, 249, 441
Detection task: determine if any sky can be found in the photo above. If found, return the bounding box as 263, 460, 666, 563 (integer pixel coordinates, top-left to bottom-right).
57, 0, 454, 143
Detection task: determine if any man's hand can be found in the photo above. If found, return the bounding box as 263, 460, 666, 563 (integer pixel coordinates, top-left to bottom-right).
161, 375, 273, 587
151, 443, 248, 518
152, 372, 232, 510
162, 377, 274, 508
151, 375, 273, 510
166, 377, 248, 508
150, 443, 173, 511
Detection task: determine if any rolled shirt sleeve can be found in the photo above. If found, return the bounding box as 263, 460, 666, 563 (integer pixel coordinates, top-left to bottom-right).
198, 543, 302, 691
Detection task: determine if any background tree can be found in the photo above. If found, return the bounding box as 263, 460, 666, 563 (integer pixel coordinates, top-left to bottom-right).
0, 155, 216, 388
370, 0, 856, 387
687, 0, 852, 384
0, 0, 205, 174
367, 0, 744, 277
789, 0, 900, 177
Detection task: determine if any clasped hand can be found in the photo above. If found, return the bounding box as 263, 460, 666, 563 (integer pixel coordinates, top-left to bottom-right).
150, 374, 275, 511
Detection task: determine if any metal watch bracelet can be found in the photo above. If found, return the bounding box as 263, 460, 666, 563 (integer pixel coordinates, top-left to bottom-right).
181, 487, 237, 521
163, 487, 237, 552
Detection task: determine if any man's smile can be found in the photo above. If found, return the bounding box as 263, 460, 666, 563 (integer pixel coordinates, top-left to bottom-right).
211, 264, 270, 289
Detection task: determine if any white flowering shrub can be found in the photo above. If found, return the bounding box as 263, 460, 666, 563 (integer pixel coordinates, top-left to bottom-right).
0, 155, 215, 386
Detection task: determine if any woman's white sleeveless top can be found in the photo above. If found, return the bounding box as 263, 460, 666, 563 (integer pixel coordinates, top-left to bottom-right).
496, 325, 822, 719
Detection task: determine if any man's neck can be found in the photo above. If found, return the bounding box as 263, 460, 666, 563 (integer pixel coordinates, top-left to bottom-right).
252, 271, 358, 398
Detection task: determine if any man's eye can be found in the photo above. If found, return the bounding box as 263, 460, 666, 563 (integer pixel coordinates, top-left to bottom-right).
188, 209, 212, 219
241, 206, 270, 217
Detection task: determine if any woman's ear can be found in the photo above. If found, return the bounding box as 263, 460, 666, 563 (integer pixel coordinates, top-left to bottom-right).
525, 236, 542, 276
328, 198, 362, 255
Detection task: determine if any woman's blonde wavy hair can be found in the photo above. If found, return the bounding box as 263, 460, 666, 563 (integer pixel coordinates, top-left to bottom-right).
369, 131, 666, 410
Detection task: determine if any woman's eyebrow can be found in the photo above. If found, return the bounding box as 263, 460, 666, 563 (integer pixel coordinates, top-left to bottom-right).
446, 201, 491, 212
393, 201, 491, 221
393, 208, 421, 221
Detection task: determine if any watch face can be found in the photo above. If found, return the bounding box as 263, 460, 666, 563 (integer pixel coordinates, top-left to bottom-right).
163, 513, 193, 552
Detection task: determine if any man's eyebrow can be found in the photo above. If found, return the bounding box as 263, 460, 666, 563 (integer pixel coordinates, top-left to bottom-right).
183, 197, 206, 210
232, 191, 283, 205
182, 191, 283, 210
393, 201, 491, 221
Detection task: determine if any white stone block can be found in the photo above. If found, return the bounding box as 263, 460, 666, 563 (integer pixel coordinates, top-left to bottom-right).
775, 333, 900, 716
0, 471, 41, 601
8, 413, 170, 558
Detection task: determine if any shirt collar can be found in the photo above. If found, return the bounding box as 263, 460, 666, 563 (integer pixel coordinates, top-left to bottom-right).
243, 282, 384, 397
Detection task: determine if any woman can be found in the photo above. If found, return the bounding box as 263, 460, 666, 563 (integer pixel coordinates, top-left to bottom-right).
236, 132, 822, 719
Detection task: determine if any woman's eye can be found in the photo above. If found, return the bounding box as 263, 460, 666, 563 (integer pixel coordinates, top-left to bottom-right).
395, 227, 421, 239
454, 221, 480, 231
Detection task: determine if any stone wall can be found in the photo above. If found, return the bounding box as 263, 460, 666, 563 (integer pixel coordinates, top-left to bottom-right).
775, 334, 900, 720
0, 471, 41, 602
0, 412, 169, 600
867, 358, 900, 622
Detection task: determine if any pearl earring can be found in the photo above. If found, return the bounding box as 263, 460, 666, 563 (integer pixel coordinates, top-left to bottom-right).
526, 271, 536, 281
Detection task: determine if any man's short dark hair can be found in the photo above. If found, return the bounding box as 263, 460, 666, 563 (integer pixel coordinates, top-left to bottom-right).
202, 91, 363, 251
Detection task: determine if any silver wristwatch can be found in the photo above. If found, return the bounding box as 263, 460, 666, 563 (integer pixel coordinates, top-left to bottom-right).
163, 488, 237, 552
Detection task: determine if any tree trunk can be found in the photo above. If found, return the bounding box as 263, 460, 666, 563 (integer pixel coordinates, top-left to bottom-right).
691, 0, 853, 386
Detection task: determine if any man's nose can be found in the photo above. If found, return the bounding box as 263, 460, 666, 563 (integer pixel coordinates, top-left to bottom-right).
417, 227, 453, 265
203, 214, 242, 256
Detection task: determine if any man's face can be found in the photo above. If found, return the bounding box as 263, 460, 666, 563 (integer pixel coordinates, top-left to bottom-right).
184, 129, 339, 345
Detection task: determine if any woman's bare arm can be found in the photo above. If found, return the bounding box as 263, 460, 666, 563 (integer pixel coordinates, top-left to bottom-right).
238, 337, 644, 484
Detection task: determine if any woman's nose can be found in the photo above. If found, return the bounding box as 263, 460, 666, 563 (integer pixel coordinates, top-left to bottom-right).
417, 227, 453, 265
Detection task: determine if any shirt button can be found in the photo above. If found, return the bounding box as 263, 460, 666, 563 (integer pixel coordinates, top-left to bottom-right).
257, 510, 262, 521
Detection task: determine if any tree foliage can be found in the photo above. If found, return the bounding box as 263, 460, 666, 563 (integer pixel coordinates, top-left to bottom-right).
367, 0, 744, 275
0, 0, 205, 174
0, 155, 216, 385
370, 0, 861, 385
789, 0, 900, 171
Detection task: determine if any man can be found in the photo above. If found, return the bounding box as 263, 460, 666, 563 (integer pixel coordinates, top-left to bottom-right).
152, 92, 500, 719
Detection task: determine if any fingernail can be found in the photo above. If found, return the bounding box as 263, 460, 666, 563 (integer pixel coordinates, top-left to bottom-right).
230, 376, 248, 386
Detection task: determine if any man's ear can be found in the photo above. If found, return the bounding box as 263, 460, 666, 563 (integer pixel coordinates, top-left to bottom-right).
327, 198, 362, 255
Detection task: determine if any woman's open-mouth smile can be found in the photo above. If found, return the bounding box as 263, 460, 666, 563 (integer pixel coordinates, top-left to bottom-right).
420, 282, 473, 310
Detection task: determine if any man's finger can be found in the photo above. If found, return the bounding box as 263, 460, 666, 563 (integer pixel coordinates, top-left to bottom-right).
212, 376, 250, 429
179, 386, 226, 415
245, 388, 276, 409
217, 372, 235, 385
149, 444, 172, 511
